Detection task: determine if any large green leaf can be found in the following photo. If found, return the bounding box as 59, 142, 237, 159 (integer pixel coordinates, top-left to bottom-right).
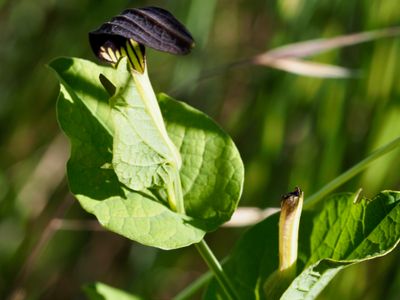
50, 57, 243, 249
204, 191, 400, 299
83, 282, 142, 300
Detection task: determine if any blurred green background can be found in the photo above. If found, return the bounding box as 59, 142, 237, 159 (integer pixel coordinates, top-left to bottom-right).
1, 0, 399, 299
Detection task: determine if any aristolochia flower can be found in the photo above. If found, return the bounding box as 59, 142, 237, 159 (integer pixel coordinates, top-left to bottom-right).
88, 6, 195, 73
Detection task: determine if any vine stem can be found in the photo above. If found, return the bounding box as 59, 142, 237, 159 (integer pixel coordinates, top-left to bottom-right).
304, 135, 400, 208
194, 240, 239, 300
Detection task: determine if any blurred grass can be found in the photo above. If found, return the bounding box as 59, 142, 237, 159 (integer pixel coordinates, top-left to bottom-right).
0, 0, 399, 299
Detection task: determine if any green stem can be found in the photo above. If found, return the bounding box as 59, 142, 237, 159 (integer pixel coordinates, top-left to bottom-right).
132, 65, 182, 169
173, 169, 185, 214
166, 170, 185, 214
132, 62, 184, 212
304, 135, 400, 208
194, 240, 238, 300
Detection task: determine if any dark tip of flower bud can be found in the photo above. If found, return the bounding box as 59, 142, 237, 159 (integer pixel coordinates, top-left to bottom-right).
89, 6, 195, 62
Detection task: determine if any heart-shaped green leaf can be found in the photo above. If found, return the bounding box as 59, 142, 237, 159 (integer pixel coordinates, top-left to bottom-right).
50, 57, 243, 249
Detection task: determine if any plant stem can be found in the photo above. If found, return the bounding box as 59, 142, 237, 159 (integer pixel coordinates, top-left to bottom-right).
173, 169, 185, 214
132, 65, 182, 169
194, 240, 238, 300
131, 62, 185, 212
304, 135, 400, 208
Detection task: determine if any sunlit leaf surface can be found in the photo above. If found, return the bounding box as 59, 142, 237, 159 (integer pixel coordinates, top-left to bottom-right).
50, 57, 243, 249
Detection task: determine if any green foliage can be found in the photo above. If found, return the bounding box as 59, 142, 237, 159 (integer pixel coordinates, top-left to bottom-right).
3, 1, 400, 299
205, 191, 400, 299
83, 282, 142, 300
49, 57, 244, 250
